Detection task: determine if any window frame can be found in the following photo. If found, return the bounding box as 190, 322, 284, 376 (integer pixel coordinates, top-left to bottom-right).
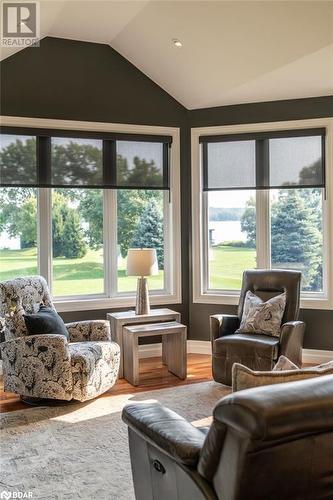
1, 116, 182, 311
192, 118, 333, 310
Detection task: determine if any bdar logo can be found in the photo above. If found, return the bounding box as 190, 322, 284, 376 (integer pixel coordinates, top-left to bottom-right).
1, 492, 11, 500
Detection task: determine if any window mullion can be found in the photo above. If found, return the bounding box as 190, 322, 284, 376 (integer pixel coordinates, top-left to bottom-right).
256, 189, 270, 269
163, 190, 171, 294
202, 190, 209, 293
38, 188, 53, 289
103, 189, 116, 298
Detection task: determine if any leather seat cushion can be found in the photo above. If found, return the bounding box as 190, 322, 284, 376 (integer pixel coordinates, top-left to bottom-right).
214, 333, 279, 360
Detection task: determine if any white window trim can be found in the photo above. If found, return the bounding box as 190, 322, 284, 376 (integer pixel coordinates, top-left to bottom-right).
192, 118, 333, 310
0, 115, 182, 312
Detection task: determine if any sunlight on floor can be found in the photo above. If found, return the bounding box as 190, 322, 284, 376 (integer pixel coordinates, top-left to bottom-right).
191, 416, 213, 427
50, 395, 159, 423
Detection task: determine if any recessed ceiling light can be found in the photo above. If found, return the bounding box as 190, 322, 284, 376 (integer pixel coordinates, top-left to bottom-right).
172, 39, 183, 48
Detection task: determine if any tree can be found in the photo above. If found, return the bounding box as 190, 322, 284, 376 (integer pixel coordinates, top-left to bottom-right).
61, 210, 87, 259
78, 190, 103, 249
117, 189, 162, 258
131, 199, 164, 269
52, 192, 87, 259
0, 190, 37, 248
52, 141, 102, 184
240, 197, 256, 247
271, 190, 322, 290
0, 138, 36, 183
117, 156, 162, 187
298, 158, 321, 186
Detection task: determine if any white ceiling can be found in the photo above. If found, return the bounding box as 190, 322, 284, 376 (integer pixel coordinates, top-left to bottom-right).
1, 0, 333, 109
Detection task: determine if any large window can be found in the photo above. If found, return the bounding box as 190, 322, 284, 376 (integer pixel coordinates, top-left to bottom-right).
192, 119, 332, 309
0, 120, 181, 309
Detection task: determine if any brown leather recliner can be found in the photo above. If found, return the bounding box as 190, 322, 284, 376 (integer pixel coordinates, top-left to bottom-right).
211, 269, 305, 385
122, 375, 333, 500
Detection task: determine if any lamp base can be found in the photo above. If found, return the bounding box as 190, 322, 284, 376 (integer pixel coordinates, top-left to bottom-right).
136, 277, 150, 315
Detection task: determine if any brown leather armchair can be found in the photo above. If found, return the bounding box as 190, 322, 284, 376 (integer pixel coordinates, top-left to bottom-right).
211, 269, 305, 385
122, 375, 333, 500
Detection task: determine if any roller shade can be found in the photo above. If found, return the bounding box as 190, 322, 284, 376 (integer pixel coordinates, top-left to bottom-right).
200, 128, 326, 191
0, 127, 172, 189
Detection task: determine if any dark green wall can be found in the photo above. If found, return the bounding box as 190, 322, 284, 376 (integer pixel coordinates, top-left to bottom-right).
1, 37, 332, 350
189, 96, 333, 350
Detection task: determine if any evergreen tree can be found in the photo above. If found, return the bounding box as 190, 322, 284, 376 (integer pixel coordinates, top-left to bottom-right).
131, 199, 164, 269
52, 192, 87, 259
271, 190, 322, 290
117, 190, 162, 258
61, 210, 87, 259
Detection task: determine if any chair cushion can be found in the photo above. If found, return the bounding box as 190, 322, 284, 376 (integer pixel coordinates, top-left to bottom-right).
69, 341, 120, 401
24, 305, 69, 339
214, 333, 280, 360
236, 290, 286, 337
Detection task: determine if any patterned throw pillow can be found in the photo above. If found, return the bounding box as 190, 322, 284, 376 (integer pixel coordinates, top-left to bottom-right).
236, 290, 286, 337
273, 355, 298, 371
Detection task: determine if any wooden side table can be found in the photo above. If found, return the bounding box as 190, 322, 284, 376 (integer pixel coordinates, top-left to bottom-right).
123, 321, 187, 386
107, 308, 181, 378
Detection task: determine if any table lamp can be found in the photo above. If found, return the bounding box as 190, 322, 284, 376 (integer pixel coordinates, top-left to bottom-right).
126, 248, 159, 315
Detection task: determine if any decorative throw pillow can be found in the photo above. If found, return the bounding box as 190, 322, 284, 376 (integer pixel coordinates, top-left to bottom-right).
24, 305, 69, 339
232, 360, 333, 392
273, 355, 299, 371
236, 290, 286, 337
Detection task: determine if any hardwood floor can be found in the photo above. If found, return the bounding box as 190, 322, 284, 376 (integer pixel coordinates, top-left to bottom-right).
0, 353, 213, 413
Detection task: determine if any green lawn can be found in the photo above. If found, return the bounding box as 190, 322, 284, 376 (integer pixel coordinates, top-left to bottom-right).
0, 245, 256, 295
209, 245, 256, 289
0, 248, 164, 296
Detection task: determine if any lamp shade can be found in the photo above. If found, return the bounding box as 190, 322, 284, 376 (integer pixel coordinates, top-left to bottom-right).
126, 248, 159, 277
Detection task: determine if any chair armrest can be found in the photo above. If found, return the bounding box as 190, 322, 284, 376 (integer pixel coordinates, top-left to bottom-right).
213, 374, 333, 441
1, 334, 73, 400
279, 321, 305, 367
210, 314, 239, 342
122, 402, 206, 467
66, 320, 111, 342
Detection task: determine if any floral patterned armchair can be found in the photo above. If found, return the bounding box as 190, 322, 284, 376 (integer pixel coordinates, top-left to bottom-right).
0, 276, 120, 402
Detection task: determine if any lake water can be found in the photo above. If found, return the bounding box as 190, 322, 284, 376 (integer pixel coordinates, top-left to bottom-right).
209, 220, 246, 244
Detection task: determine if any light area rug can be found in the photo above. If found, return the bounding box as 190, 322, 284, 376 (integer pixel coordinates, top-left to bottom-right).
0, 381, 230, 500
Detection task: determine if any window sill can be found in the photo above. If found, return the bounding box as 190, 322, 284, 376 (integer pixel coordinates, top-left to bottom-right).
193, 292, 333, 310
54, 293, 182, 312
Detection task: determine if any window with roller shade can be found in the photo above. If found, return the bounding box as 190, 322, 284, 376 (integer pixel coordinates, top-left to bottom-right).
0, 125, 178, 304
199, 128, 326, 295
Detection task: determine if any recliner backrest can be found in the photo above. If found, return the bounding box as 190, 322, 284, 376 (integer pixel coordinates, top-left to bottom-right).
0, 276, 54, 340
238, 269, 301, 324
198, 375, 333, 500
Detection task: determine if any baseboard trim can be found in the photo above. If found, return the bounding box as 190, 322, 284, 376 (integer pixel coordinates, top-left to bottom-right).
138, 340, 333, 364
302, 349, 333, 364
138, 343, 162, 358
188, 340, 211, 355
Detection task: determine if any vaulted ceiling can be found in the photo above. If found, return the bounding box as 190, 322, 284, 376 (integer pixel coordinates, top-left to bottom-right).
1, 1, 332, 109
